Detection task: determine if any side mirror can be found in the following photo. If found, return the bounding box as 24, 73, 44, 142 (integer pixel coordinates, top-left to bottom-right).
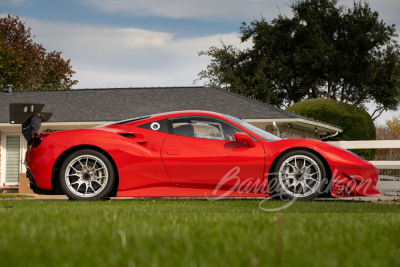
234, 132, 256, 148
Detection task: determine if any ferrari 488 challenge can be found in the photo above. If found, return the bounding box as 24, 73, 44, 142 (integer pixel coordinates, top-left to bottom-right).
24, 110, 380, 200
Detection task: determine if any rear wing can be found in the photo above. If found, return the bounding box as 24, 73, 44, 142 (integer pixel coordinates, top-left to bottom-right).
10, 103, 53, 144
9, 103, 52, 124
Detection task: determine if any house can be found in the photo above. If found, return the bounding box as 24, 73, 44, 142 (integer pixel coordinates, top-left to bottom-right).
0, 86, 342, 188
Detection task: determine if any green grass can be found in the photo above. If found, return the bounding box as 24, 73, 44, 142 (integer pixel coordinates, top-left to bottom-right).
0, 193, 34, 199
0, 200, 399, 267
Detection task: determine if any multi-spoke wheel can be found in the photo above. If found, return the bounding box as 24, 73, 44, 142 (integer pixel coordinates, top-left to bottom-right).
269, 150, 327, 200
60, 149, 115, 200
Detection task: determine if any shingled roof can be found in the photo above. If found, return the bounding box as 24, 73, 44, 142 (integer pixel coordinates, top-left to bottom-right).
0, 86, 329, 125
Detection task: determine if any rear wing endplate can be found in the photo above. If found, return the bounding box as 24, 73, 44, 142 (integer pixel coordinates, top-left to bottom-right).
9, 103, 52, 124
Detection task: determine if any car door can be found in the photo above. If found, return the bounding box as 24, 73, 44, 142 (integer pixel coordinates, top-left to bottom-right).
161, 116, 265, 191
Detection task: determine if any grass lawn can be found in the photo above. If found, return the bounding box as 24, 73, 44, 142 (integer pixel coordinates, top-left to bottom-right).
0, 193, 34, 199
0, 200, 399, 267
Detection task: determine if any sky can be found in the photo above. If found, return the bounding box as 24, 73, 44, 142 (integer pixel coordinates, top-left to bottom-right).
1, 0, 399, 125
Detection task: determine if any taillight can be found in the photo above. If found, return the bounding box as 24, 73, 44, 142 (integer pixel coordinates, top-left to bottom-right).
40, 133, 51, 140
31, 133, 51, 148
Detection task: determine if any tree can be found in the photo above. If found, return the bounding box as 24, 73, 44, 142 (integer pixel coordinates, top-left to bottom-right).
375, 116, 400, 177
385, 115, 400, 137
195, 0, 400, 120
0, 14, 78, 90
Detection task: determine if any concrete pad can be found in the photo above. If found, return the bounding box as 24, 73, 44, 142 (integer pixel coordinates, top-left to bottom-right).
25, 193, 69, 200
0, 193, 69, 200
317, 196, 400, 203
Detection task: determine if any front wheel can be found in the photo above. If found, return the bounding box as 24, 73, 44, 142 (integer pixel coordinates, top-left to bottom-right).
60, 149, 115, 200
269, 150, 327, 201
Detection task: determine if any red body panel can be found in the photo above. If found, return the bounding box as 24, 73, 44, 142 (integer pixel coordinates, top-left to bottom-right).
161, 134, 265, 188
25, 110, 380, 198
25, 139, 67, 190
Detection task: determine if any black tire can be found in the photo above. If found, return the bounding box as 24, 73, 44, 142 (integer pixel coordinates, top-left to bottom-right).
269, 149, 327, 201
59, 149, 115, 201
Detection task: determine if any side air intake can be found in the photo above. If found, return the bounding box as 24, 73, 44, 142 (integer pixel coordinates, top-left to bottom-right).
119, 133, 136, 138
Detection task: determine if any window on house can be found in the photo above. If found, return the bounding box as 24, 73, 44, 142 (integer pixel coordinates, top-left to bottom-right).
5, 135, 20, 184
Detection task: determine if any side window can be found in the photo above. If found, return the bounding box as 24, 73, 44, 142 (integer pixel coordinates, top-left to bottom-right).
137, 119, 169, 133
170, 116, 243, 141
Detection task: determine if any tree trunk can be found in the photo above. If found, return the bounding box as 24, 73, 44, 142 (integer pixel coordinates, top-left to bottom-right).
331, 83, 337, 100
340, 83, 346, 102
326, 79, 332, 99
312, 81, 318, 98
371, 107, 385, 121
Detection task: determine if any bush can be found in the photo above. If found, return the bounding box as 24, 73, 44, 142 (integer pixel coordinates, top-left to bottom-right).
287, 99, 376, 160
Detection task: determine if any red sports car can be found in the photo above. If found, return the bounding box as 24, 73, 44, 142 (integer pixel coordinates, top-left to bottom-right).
25, 110, 380, 200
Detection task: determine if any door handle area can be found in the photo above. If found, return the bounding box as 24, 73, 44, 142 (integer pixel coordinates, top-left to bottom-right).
167, 151, 180, 155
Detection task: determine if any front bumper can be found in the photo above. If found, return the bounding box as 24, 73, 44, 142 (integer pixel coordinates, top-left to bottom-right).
331, 163, 380, 197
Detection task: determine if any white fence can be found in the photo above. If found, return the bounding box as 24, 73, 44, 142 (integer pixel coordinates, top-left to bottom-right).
327, 140, 400, 194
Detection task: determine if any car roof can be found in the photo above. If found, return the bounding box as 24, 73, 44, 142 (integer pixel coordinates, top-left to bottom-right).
100, 110, 271, 142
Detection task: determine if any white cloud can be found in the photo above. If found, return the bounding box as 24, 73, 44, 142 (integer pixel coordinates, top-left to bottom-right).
17, 17, 251, 89
81, 0, 400, 28
81, 0, 291, 21
0, 0, 26, 7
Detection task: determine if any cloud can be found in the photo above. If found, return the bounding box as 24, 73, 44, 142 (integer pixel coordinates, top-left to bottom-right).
17, 17, 251, 88
81, 0, 292, 21
0, 0, 26, 7
81, 0, 400, 27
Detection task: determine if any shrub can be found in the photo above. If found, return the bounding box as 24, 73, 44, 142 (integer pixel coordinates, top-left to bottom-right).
287, 99, 376, 160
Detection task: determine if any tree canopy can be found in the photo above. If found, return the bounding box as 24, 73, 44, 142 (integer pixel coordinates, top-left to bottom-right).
195, 0, 400, 120
0, 14, 78, 90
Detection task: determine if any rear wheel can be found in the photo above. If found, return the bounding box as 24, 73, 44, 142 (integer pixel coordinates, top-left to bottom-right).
60, 149, 115, 200
269, 150, 327, 201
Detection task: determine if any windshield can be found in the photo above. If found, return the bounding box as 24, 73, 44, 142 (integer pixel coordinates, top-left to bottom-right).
223, 114, 281, 141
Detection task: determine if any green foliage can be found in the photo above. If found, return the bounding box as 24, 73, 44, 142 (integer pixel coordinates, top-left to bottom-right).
196, 0, 400, 120
287, 98, 376, 159
0, 14, 78, 90
0, 35, 17, 83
